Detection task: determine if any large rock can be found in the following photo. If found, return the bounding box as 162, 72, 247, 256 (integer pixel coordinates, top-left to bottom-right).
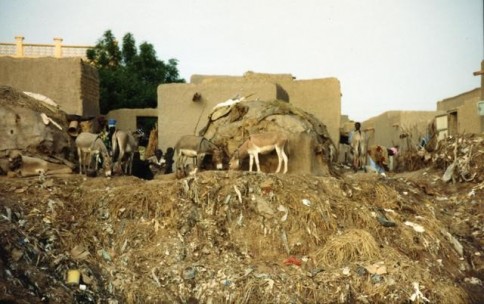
199, 99, 335, 175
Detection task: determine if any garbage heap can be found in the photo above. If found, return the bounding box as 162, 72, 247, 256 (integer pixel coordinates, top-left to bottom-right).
431, 134, 483, 183
396, 133, 483, 183
0, 165, 482, 303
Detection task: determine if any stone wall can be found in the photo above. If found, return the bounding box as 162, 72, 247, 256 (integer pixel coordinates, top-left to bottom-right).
0, 57, 99, 116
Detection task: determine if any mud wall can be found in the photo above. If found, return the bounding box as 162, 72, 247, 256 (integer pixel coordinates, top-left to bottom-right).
157, 81, 278, 151
157, 72, 341, 151
0, 57, 99, 116
107, 108, 158, 132
362, 111, 442, 148
283, 77, 341, 145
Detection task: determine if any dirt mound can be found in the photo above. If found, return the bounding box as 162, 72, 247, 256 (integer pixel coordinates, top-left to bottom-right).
0, 167, 482, 303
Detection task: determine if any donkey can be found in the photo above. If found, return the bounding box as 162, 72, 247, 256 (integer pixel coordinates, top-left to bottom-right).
174, 135, 223, 173
111, 129, 143, 175
75, 132, 112, 177
229, 132, 288, 174
4, 151, 72, 177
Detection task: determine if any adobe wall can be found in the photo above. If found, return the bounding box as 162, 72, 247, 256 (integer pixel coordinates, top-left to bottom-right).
282, 78, 341, 145
157, 72, 341, 151
157, 80, 278, 151
437, 88, 481, 134
362, 111, 442, 148
107, 108, 158, 132
0, 57, 99, 116
437, 88, 480, 112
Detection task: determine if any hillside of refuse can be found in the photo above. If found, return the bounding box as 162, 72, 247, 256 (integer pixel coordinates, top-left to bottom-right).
0, 149, 482, 303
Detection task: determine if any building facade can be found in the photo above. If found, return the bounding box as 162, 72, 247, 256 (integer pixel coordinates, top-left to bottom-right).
436, 89, 483, 136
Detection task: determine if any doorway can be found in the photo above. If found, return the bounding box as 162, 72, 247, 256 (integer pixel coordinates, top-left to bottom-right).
448, 111, 458, 136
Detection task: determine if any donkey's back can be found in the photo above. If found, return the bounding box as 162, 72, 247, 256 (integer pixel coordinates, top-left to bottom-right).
175, 135, 218, 156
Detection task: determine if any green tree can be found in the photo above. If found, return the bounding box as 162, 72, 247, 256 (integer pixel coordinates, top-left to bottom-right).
87, 30, 185, 114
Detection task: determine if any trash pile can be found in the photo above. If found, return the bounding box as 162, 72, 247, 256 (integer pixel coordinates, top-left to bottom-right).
0, 162, 482, 303
396, 133, 483, 183
432, 134, 483, 183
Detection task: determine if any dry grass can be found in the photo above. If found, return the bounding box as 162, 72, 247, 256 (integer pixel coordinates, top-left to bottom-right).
315, 229, 381, 267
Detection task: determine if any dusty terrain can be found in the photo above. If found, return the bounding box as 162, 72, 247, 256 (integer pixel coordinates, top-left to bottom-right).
0, 160, 482, 303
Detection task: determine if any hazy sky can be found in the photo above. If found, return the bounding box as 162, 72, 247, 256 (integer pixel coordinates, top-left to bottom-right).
1, 0, 482, 122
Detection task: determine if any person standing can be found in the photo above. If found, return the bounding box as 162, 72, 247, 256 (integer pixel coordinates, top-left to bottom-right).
349, 122, 364, 172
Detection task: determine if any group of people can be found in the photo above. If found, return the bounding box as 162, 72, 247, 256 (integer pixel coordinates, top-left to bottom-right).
348, 122, 398, 175
146, 148, 174, 175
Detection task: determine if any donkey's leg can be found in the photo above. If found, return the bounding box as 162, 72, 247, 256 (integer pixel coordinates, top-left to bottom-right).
78, 148, 83, 175
128, 153, 134, 175
195, 154, 200, 169
274, 147, 282, 173
94, 153, 100, 172
118, 148, 126, 174
281, 148, 288, 174
254, 153, 262, 173
249, 154, 255, 172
